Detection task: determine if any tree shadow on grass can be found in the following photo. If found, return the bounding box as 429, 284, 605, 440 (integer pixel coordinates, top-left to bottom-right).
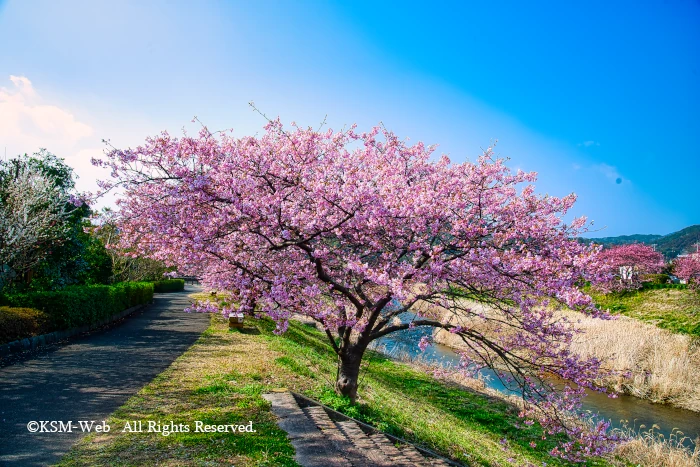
233, 326, 261, 335
267, 320, 580, 466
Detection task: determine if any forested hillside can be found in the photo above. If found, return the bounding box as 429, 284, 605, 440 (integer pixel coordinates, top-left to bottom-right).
581, 225, 700, 259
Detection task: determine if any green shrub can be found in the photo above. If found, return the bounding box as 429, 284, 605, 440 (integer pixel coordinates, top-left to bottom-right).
152, 279, 185, 293
641, 273, 670, 285
113, 282, 156, 307
0, 307, 51, 344
0, 282, 154, 330
641, 282, 687, 291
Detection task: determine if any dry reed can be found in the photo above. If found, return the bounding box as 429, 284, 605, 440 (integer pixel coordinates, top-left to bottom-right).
430, 300, 700, 412
379, 337, 700, 467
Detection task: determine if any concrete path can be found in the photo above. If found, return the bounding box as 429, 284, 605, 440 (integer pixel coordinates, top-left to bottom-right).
263, 391, 455, 467
0, 286, 210, 466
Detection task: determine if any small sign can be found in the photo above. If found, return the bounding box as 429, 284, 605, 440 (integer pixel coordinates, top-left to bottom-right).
229, 312, 244, 329
619, 266, 633, 281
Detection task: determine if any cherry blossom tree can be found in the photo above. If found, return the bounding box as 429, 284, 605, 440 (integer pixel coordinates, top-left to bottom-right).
595, 243, 664, 291
87, 210, 173, 283
96, 119, 617, 458
673, 254, 700, 289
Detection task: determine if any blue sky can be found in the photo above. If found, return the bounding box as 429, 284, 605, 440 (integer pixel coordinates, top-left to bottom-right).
0, 0, 698, 236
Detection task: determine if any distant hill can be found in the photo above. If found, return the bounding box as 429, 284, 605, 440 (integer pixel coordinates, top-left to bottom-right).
580, 225, 700, 259
581, 233, 664, 245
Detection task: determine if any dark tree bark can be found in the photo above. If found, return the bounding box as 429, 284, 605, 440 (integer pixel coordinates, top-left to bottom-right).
335, 346, 366, 402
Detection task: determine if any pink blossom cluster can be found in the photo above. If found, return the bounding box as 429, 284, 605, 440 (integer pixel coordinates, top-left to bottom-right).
68, 194, 85, 207
594, 243, 664, 292
183, 301, 220, 314
417, 335, 432, 352
673, 254, 700, 289
95, 120, 618, 459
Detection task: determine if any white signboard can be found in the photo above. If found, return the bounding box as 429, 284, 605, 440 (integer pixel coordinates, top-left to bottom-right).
619, 266, 633, 281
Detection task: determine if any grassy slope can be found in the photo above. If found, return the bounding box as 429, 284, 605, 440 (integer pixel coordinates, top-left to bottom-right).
588, 288, 700, 336
58, 313, 614, 467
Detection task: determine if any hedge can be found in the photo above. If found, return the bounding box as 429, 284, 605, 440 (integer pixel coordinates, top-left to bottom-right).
0, 307, 51, 344
0, 282, 154, 331
641, 282, 688, 290
641, 273, 670, 285
152, 279, 185, 293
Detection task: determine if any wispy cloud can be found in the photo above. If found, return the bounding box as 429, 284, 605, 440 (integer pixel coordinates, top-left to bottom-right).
577, 140, 600, 147
592, 163, 626, 184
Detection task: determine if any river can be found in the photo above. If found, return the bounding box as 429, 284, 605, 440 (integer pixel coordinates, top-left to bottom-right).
373, 318, 700, 447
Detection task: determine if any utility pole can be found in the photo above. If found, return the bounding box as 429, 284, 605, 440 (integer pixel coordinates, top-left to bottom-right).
651, 243, 657, 252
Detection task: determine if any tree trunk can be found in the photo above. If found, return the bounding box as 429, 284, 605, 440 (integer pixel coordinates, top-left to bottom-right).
336, 349, 364, 402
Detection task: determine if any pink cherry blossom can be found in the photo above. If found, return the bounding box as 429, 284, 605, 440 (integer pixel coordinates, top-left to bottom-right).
95, 119, 619, 459
594, 243, 664, 291
673, 254, 700, 289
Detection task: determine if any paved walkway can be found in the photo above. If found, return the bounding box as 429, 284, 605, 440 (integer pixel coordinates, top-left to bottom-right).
263, 391, 456, 467
0, 287, 210, 466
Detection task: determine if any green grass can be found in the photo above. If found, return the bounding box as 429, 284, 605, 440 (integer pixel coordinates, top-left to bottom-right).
259, 320, 616, 467
57, 321, 300, 467
588, 287, 700, 336
58, 312, 618, 467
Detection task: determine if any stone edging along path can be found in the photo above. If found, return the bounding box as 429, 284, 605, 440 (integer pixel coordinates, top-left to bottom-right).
0, 302, 150, 359
264, 390, 461, 467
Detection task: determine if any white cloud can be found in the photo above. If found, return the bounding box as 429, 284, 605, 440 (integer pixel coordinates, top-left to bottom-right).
577, 140, 600, 147
0, 75, 93, 149
0, 75, 107, 199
